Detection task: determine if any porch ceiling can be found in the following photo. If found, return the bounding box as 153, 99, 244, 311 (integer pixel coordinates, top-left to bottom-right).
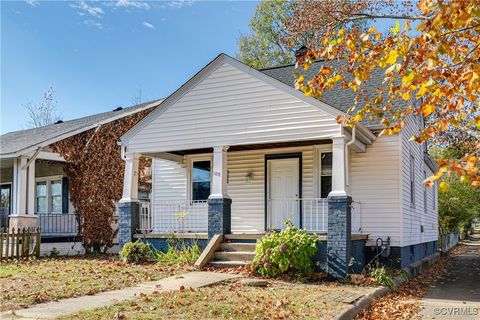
162, 139, 333, 156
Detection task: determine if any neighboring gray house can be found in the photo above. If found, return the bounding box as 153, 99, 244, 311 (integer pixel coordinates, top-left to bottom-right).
0, 100, 161, 253
116, 54, 439, 277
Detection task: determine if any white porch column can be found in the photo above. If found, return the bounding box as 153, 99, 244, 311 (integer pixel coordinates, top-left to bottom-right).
119, 152, 140, 203
12, 157, 28, 215
10, 156, 38, 230
27, 158, 36, 215
210, 146, 229, 199
329, 136, 348, 197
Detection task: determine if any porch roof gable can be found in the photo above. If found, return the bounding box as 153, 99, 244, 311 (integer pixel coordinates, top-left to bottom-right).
120, 54, 374, 148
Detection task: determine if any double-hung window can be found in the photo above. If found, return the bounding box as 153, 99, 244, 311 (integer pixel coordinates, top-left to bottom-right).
320, 152, 332, 198
36, 177, 63, 214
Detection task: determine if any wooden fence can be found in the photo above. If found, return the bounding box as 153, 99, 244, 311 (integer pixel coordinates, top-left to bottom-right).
0, 227, 41, 261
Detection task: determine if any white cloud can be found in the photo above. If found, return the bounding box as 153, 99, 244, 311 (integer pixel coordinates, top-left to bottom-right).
70, 1, 104, 19
114, 0, 150, 10
142, 21, 155, 30
159, 0, 195, 9
25, 0, 39, 6
83, 19, 103, 29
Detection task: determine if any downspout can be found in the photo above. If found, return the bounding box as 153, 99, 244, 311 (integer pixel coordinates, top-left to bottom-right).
345, 126, 357, 189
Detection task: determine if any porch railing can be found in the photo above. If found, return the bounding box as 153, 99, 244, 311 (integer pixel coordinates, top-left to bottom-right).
268, 198, 329, 232
138, 200, 208, 234
38, 213, 79, 237
137, 198, 362, 234
268, 198, 362, 234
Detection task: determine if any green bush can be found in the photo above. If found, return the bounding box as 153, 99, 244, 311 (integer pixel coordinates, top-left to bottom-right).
154, 238, 202, 265
253, 221, 318, 277
119, 241, 153, 264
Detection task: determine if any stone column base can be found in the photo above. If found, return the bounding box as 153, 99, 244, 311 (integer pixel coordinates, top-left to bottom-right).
9, 215, 39, 231
117, 202, 140, 248
327, 195, 352, 278
208, 197, 232, 239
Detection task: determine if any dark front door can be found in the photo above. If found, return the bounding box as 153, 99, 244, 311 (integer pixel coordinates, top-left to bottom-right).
0, 184, 11, 229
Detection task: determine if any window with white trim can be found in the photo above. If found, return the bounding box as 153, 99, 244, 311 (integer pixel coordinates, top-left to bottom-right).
35, 177, 63, 214
320, 152, 332, 198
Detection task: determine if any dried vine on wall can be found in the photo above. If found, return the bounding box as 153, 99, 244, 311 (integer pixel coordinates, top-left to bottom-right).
51, 109, 152, 253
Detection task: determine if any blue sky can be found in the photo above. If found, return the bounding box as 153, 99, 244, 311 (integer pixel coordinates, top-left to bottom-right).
1, 0, 259, 134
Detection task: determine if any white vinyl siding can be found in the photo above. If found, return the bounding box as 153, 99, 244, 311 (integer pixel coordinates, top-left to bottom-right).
350, 134, 402, 246
128, 62, 341, 153
152, 159, 187, 201
400, 115, 439, 246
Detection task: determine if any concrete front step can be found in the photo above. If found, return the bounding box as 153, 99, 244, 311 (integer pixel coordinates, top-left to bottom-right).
224, 234, 264, 241
214, 251, 255, 262
208, 260, 249, 268
220, 242, 256, 252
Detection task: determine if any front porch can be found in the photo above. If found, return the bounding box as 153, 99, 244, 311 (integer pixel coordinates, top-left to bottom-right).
118, 135, 371, 277
0, 153, 80, 239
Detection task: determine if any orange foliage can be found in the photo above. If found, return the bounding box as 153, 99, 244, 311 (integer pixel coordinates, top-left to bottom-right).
289, 0, 480, 188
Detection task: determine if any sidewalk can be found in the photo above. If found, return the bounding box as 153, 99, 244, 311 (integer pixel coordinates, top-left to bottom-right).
0, 271, 241, 320
421, 237, 480, 319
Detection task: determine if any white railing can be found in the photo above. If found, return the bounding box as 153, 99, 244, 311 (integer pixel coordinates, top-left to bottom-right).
302, 198, 329, 233
268, 198, 363, 234
267, 198, 329, 233
139, 200, 208, 233
138, 198, 362, 235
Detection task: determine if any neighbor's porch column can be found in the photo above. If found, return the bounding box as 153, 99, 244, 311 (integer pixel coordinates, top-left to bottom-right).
208, 146, 231, 239
10, 156, 38, 230
118, 152, 141, 247
327, 136, 352, 278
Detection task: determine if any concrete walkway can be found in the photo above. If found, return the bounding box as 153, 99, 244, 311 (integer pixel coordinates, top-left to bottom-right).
0, 271, 241, 320
421, 236, 480, 319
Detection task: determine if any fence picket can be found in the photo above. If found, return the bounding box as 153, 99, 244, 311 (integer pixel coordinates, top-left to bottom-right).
0, 227, 41, 261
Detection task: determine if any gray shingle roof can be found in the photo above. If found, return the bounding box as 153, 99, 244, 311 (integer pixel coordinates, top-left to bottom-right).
1, 99, 162, 156
260, 60, 387, 127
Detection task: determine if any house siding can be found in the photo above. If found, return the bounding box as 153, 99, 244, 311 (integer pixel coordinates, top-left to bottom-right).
152, 159, 187, 201
350, 134, 402, 246
128, 62, 341, 153
400, 115, 438, 247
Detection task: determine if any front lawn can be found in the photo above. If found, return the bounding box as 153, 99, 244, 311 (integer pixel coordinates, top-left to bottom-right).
0, 256, 185, 311
59, 280, 375, 320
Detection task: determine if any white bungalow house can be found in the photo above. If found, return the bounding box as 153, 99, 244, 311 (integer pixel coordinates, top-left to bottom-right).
118, 54, 439, 276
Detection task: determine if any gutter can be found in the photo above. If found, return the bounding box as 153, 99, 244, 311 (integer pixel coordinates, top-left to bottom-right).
344, 126, 357, 188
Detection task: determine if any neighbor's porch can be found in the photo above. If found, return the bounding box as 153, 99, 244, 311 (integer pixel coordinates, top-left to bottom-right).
0, 153, 78, 239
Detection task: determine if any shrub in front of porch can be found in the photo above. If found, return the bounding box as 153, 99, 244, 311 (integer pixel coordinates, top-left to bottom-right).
253, 221, 318, 277
119, 241, 153, 264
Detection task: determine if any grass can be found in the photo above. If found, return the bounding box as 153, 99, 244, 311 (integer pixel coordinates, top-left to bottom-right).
0, 255, 186, 311
59, 280, 375, 320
